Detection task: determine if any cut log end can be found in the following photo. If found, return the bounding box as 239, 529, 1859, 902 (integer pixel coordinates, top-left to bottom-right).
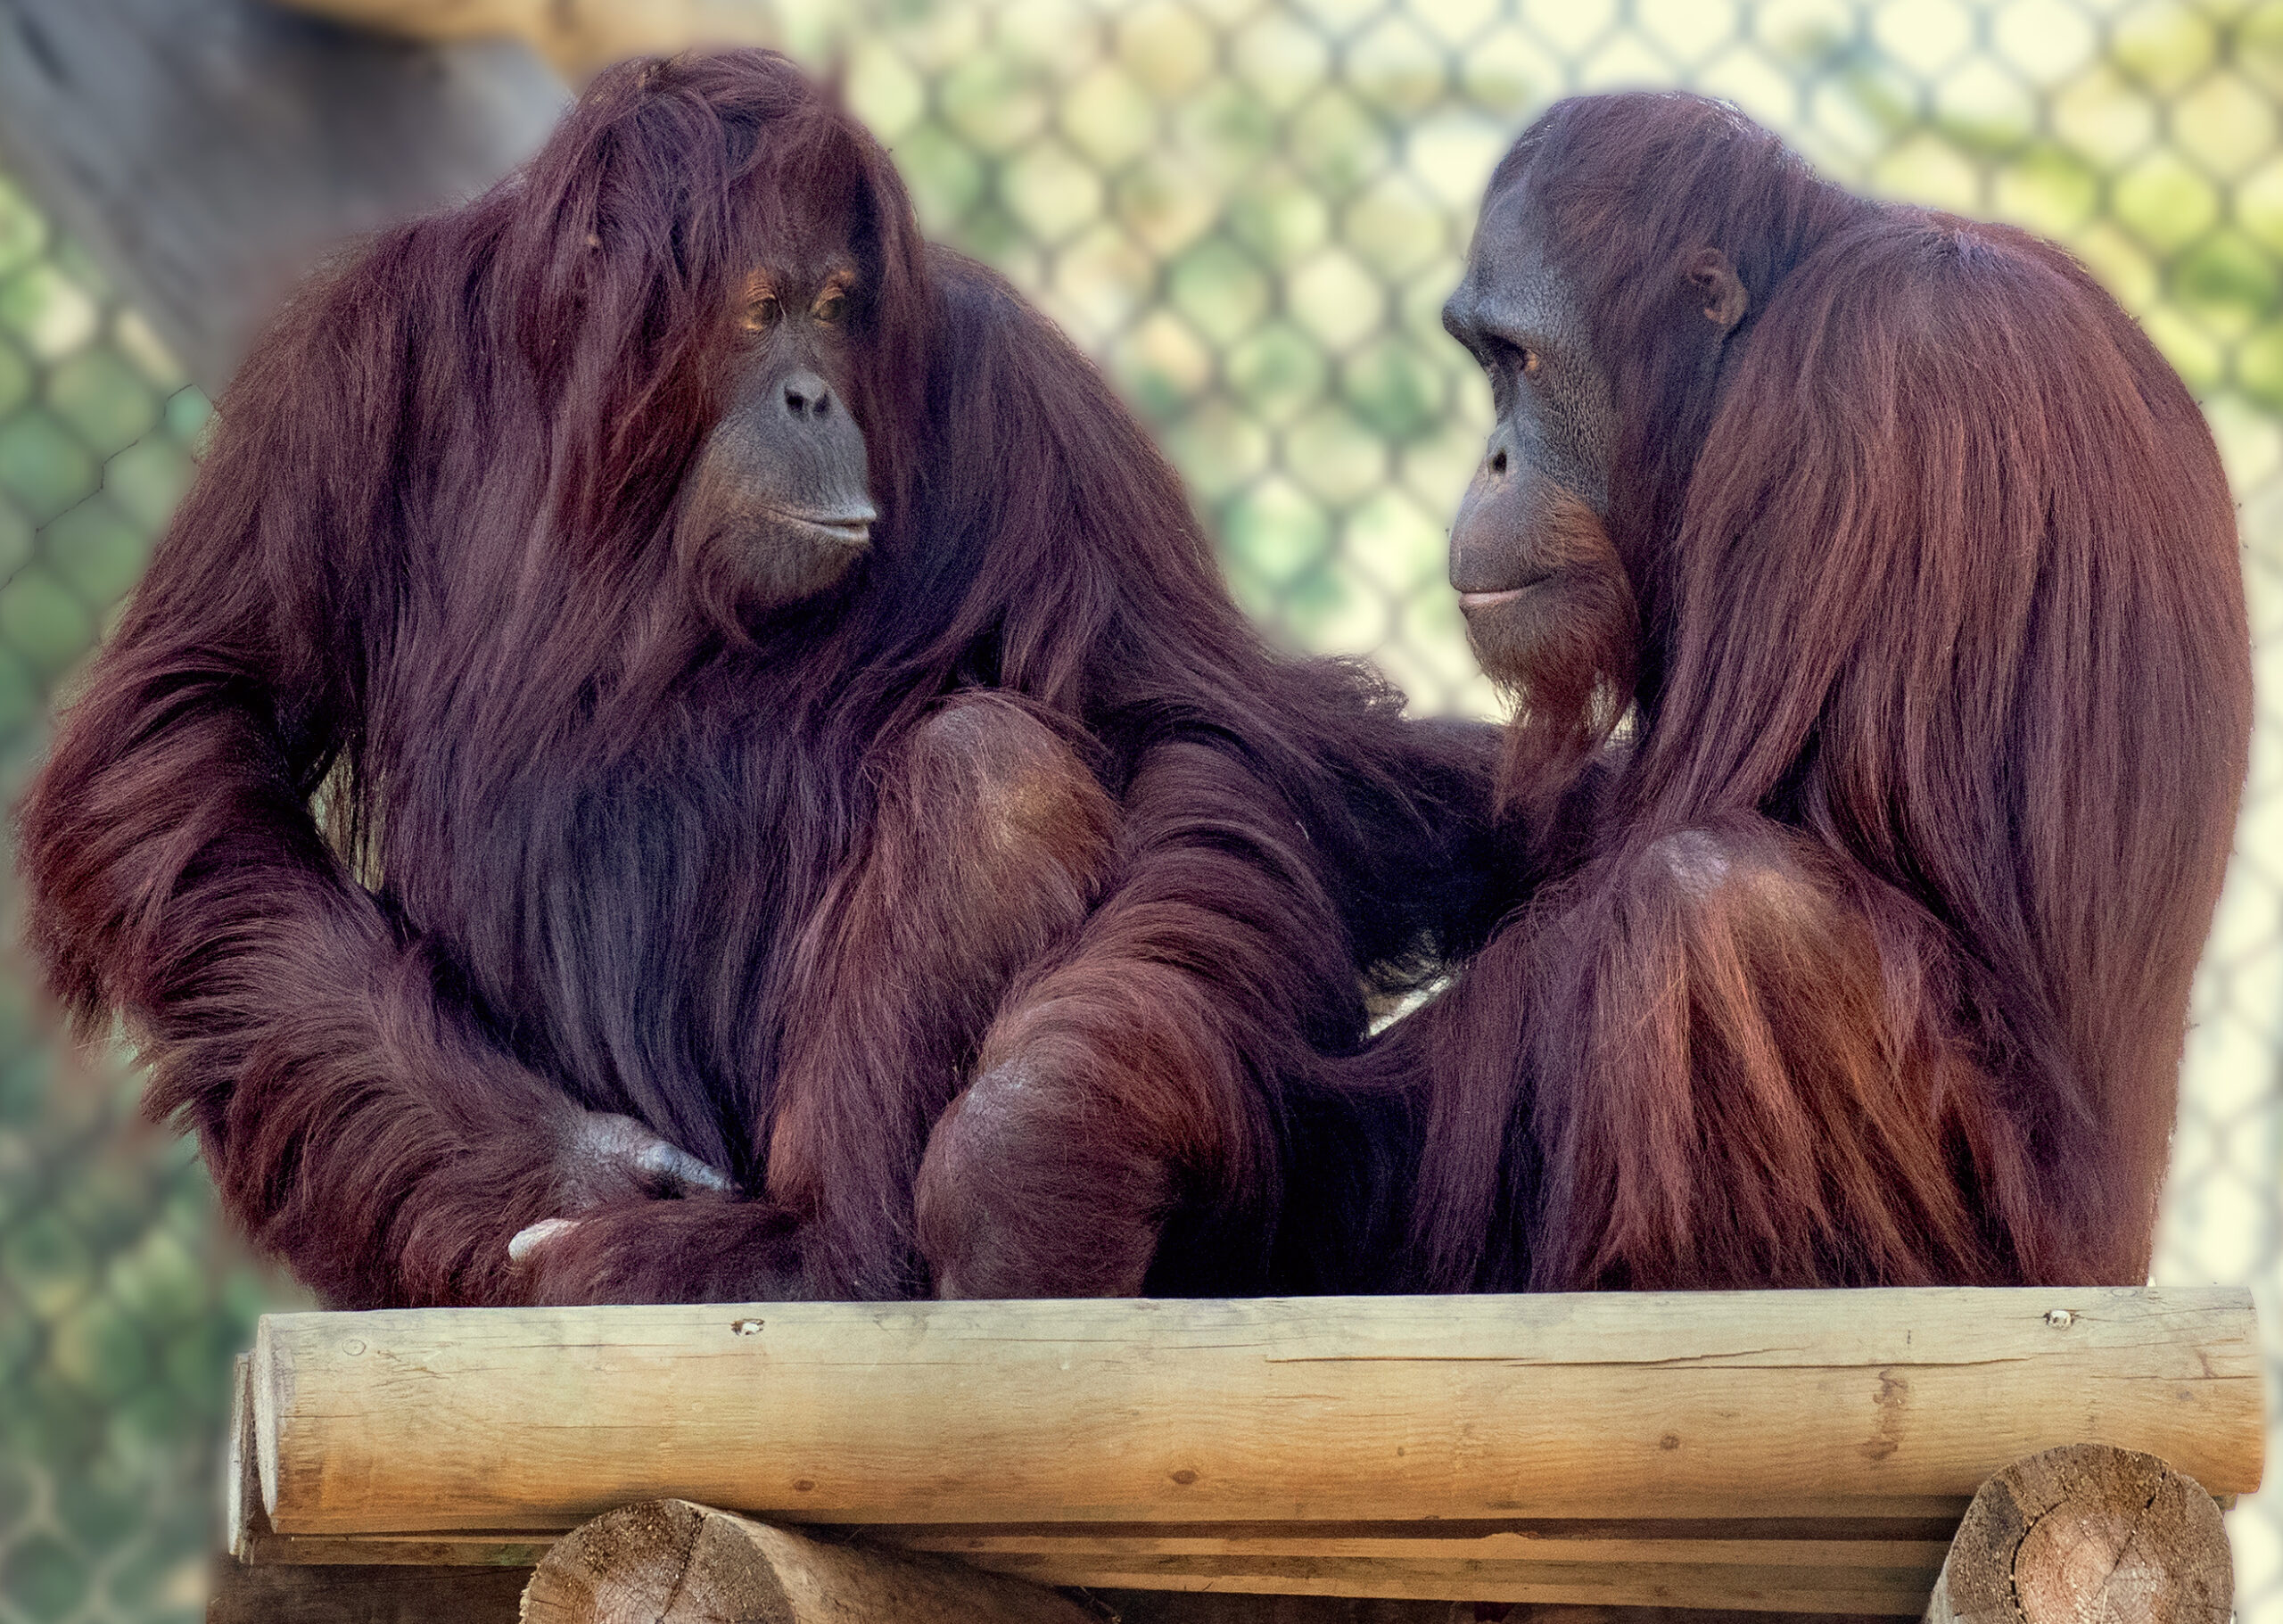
1924, 1443, 2232, 1624
520, 1499, 1097, 1624
519, 1499, 721, 1624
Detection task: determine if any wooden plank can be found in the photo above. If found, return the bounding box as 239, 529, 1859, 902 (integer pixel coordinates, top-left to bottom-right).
956, 1553, 1938, 1614
505, 1500, 1934, 1620
899, 1531, 1954, 1567
0, 0, 563, 394
224, 1353, 258, 1562
881, 1516, 1976, 1545
223, 1539, 1939, 1613
207, 1556, 525, 1623
240, 1529, 560, 1567
233, 1527, 1957, 1571
250, 1289, 2262, 1535
233, 1518, 1958, 1571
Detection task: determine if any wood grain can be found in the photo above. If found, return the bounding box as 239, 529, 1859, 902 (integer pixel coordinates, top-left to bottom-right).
228, 1523, 1957, 1571
965, 1552, 1938, 1612
520, 1499, 1097, 1624
250, 1289, 2262, 1535
225, 1353, 259, 1562
1922, 1443, 2232, 1623
894, 1529, 1953, 1567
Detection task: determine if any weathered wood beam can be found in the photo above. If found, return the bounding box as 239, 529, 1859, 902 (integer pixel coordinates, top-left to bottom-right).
520, 1499, 1096, 1624
249, 1289, 2262, 1535
206, 1558, 1899, 1624
952, 1549, 1940, 1612
1922, 1443, 2231, 1624
231, 1519, 1962, 1570
0, 0, 564, 394
515, 1500, 1939, 1620
227, 1517, 1958, 1610
888, 1521, 1951, 1611
217, 1350, 1945, 1596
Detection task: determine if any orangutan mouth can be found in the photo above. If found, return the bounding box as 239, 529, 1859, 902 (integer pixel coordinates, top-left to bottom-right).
776, 506, 876, 548
1456, 577, 1550, 614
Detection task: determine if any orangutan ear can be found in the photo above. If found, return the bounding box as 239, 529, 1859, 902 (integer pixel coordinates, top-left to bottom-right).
1686, 248, 1748, 333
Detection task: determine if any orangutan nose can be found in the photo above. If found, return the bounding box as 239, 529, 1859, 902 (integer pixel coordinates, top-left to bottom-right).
782, 370, 836, 421
1478, 424, 1518, 485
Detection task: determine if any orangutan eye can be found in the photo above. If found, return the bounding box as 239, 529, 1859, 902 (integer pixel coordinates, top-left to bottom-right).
812, 288, 848, 325
741, 293, 781, 334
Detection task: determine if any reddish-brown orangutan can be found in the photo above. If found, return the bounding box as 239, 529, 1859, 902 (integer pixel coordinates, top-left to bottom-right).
1364, 91, 2253, 1291
16, 53, 1499, 1309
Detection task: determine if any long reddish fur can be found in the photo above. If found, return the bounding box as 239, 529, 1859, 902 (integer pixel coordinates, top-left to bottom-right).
15, 54, 1497, 1307
1381, 94, 2252, 1291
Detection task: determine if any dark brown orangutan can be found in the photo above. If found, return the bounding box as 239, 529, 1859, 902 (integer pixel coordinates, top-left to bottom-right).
16, 54, 1498, 1309
1363, 92, 2252, 1291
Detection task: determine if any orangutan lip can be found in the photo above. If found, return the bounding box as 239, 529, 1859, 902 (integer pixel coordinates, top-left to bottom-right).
775, 508, 875, 548
1456, 577, 1549, 614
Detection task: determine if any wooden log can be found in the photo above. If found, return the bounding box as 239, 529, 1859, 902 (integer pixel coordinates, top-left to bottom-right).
230, 1520, 1963, 1570
1921, 1443, 2231, 1624
518, 1499, 1095, 1624
248, 1290, 2262, 1534
0, 0, 562, 393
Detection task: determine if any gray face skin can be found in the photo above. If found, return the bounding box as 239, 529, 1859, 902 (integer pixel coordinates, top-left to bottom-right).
1442, 185, 1620, 592
1439, 183, 1627, 688
1438, 179, 1745, 689
673, 258, 878, 609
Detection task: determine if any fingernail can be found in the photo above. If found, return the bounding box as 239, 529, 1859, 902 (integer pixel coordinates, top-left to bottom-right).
509, 1216, 579, 1263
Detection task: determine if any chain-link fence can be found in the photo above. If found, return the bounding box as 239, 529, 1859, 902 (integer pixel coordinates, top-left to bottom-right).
2, 1, 2280, 1620
0, 195, 284, 1620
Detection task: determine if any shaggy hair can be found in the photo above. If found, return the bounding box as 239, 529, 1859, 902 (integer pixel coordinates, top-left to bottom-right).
17, 54, 1497, 1307
1381, 92, 2251, 1290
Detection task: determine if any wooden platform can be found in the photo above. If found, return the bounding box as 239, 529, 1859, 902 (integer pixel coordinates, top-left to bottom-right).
212, 1287, 2262, 1618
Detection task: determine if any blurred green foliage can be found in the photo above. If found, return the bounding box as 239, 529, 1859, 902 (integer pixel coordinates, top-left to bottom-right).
0, 171, 274, 1624
5, 3, 2283, 1620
